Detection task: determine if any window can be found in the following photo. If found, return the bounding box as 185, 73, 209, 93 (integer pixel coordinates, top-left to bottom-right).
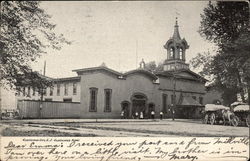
64, 83, 68, 96
73, 83, 77, 95
171, 94, 175, 105
192, 96, 196, 100
32, 87, 35, 96
162, 94, 167, 113
104, 89, 112, 112
45, 98, 52, 102
50, 87, 53, 96
27, 87, 30, 97
23, 87, 25, 96
89, 88, 98, 112
63, 98, 72, 102
57, 84, 60, 96
179, 48, 183, 60
199, 97, 203, 105
170, 48, 174, 58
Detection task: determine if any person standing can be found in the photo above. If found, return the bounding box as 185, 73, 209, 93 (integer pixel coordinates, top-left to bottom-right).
140, 112, 143, 119
135, 112, 139, 119
160, 111, 163, 120
151, 110, 155, 119
121, 111, 124, 119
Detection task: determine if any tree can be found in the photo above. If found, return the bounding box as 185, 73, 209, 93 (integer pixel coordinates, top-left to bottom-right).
0, 1, 70, 92
191, 1, 250, 104
145, 61, 164, 73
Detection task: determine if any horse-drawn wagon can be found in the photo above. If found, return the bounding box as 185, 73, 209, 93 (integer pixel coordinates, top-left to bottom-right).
233, 104, 250, 127
202, 104, 238, 126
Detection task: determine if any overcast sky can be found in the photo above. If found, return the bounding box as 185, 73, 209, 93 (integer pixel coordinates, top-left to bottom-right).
31, 1, 217, 78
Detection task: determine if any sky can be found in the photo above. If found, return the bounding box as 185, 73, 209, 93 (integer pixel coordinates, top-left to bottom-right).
31, 1, 217, 78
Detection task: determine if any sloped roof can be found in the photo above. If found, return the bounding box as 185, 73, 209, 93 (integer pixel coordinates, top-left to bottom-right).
123, 69, 158, 80
205, 104, 230, 111
233, 105, 249, 112
156, 69, 207, 83
72, 66, 123, 77
53, 76, 80, 82
178, 96, 202, 106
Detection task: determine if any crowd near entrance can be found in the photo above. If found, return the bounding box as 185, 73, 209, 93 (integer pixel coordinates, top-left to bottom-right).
131, 93, 147, 119
120, 93, 157, 119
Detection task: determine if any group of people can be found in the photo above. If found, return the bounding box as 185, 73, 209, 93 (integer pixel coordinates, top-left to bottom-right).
121, 110, 164, 120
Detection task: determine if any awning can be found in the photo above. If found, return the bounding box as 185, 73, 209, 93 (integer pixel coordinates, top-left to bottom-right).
234, 105, 249, 112
205, 104, 230, 111
178, 96, 202, 107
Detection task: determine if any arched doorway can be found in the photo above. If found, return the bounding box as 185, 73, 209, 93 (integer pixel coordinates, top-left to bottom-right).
121, 101, 130, 119
131, 93, 147, 118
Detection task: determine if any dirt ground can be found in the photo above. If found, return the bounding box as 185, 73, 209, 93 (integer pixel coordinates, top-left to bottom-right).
0, 119, 249, 137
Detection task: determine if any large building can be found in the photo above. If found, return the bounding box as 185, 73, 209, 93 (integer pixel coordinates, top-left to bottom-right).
16, 19, 207, 119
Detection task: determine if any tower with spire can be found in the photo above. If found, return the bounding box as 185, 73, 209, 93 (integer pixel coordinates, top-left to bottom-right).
163, 18, 189, 71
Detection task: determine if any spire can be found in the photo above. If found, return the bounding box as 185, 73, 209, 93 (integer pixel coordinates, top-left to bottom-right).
139, 58, 145, 69
173, 17, 181, 40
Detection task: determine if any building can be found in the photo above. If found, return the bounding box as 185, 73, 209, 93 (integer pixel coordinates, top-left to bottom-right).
16, 19, 207, 119
16, 76, 81, 103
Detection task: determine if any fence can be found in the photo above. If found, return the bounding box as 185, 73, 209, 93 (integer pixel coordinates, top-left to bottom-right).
17, 100, 81, 119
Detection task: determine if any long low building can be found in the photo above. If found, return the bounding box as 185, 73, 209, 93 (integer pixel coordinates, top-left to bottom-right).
15, 19, 211, 119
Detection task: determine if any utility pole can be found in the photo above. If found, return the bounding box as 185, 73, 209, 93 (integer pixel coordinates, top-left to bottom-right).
39, 61, 46, 118
172, 60, 177, 121
136, 39, 138, 68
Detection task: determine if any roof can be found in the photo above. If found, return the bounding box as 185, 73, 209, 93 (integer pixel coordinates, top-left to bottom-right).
164, 18, 189, 50
73, 66, 158, 80
233, 105, 249, 112
231, 102, 247, 107
123, 69, 158, 80
72, 66, 122, 77
156, 69, 207, 83
36, 73, 53, 80
205, 104, 230, 111
173, 18, 181, 40
178, 96, 202, 106
53, 76, 80, 82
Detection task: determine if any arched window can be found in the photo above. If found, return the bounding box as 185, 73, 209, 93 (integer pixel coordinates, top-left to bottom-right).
170, 47, 174, 58
179, 48, 183, 60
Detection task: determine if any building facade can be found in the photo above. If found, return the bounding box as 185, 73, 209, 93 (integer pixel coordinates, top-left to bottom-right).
16, 19, 207, 119
16, 76, 81, 103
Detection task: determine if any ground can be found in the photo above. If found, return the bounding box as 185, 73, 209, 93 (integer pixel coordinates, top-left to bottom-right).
0, 119, 249, 137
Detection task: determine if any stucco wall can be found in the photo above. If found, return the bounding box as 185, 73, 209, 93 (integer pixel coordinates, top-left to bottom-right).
159, 77, 205, 94
79, 71, 207, 119
80, 72, 160, 118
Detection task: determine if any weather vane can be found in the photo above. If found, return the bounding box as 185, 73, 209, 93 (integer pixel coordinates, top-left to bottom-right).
174, 7, 180, 19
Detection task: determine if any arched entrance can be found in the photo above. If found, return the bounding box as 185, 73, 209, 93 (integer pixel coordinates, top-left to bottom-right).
131, 93, 147, 118
121, 101, 130, 119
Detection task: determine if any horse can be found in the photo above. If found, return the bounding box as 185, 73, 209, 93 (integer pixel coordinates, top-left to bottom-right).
222, 109, 238, 126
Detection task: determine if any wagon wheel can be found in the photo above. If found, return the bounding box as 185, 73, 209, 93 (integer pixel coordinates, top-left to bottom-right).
210, 113, 216, 125
231, 116, 239, 127
235, 116, 240, 125
203, 114, 209, 124
246, 114, 250, 127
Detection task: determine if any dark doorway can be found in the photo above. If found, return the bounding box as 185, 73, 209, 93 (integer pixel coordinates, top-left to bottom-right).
121, 101, 130, 119
131, 93, 147, 119
148, 103, 155, 118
